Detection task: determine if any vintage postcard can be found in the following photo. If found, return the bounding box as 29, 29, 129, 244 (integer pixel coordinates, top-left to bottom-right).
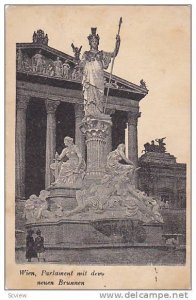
5, 5, 191, 289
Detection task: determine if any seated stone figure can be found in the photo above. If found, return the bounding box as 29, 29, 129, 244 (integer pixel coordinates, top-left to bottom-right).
63, 143, 163, 224
50, 136, 86, 187
106, 144, 136, 179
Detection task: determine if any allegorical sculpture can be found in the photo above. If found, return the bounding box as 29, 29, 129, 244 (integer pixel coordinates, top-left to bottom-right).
23, 190, 64, 222
79, 27, 121, 117
155, 137, 166, 152
53, 56, 63, 77
142, 137, 167, 153
32, 29, 49, 45
62, 60, 70, 79
32, 50, 45, 73
71, 43, 82, 61
140, 79, 148, 90
106, 144, 136, 179
63, 144, 163, 224
50, 136, 86, 187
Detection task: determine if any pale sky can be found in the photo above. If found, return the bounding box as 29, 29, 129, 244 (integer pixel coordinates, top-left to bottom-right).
7, 5, 190, 163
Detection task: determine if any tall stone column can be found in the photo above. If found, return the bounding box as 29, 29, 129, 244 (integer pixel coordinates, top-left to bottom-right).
75, 104, 85, 158
45, 100, 60, 188
80, 117, 112, 180
127, 111, 141, 188
127, 111, 141, 167
15, 95, 29, 199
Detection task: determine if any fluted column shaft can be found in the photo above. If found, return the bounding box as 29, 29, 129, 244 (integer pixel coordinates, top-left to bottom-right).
80, 118, 112, 180
127, 111, 141, 188
75, 104, 85, 158
45, 100, 60, 188
15, 95, 29, 199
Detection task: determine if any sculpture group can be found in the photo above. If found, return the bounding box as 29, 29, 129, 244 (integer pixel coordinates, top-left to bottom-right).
142, 138, 166, 153
23, 190, 63, 221
24, 27, 163, 227
24, 142, 163, 224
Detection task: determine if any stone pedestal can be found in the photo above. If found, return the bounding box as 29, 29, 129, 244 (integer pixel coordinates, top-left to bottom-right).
24, 218, 164, 248
47, 186, 79, 211
80, 116, 112, 180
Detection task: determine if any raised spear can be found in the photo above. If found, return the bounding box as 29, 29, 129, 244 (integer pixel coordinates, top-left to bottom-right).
104, 17, 122, 113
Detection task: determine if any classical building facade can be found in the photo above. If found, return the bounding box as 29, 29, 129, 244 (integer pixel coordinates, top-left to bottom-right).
16, 30, 186, 210
138, 144, 186, 209
16, 30, 148, 199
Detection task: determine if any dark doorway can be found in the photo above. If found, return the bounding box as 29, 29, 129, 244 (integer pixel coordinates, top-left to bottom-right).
25, 98, 46, 198
56, 102, 75, 154
112, 110, 127, 150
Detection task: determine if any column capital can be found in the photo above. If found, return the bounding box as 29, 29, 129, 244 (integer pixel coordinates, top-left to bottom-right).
45, 99, 60, 114
127, 111, 141, 126
16, 95, 30, 110
80, 117, 112, 141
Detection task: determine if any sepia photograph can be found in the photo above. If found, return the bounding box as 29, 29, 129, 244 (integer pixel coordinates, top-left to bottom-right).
5, 4, 191, 289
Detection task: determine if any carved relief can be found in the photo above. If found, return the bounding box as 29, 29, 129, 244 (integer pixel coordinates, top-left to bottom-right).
16, 48, 130, 89
16, 50, 81, 82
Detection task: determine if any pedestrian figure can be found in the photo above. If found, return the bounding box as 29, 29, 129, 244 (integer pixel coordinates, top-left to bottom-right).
26, 229, 37, 262
35, 229, 46, 262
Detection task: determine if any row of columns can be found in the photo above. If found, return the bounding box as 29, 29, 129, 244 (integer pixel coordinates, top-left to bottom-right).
127, 111, 141, 167
15, 94, 141, 199
45, 100, 60, 188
